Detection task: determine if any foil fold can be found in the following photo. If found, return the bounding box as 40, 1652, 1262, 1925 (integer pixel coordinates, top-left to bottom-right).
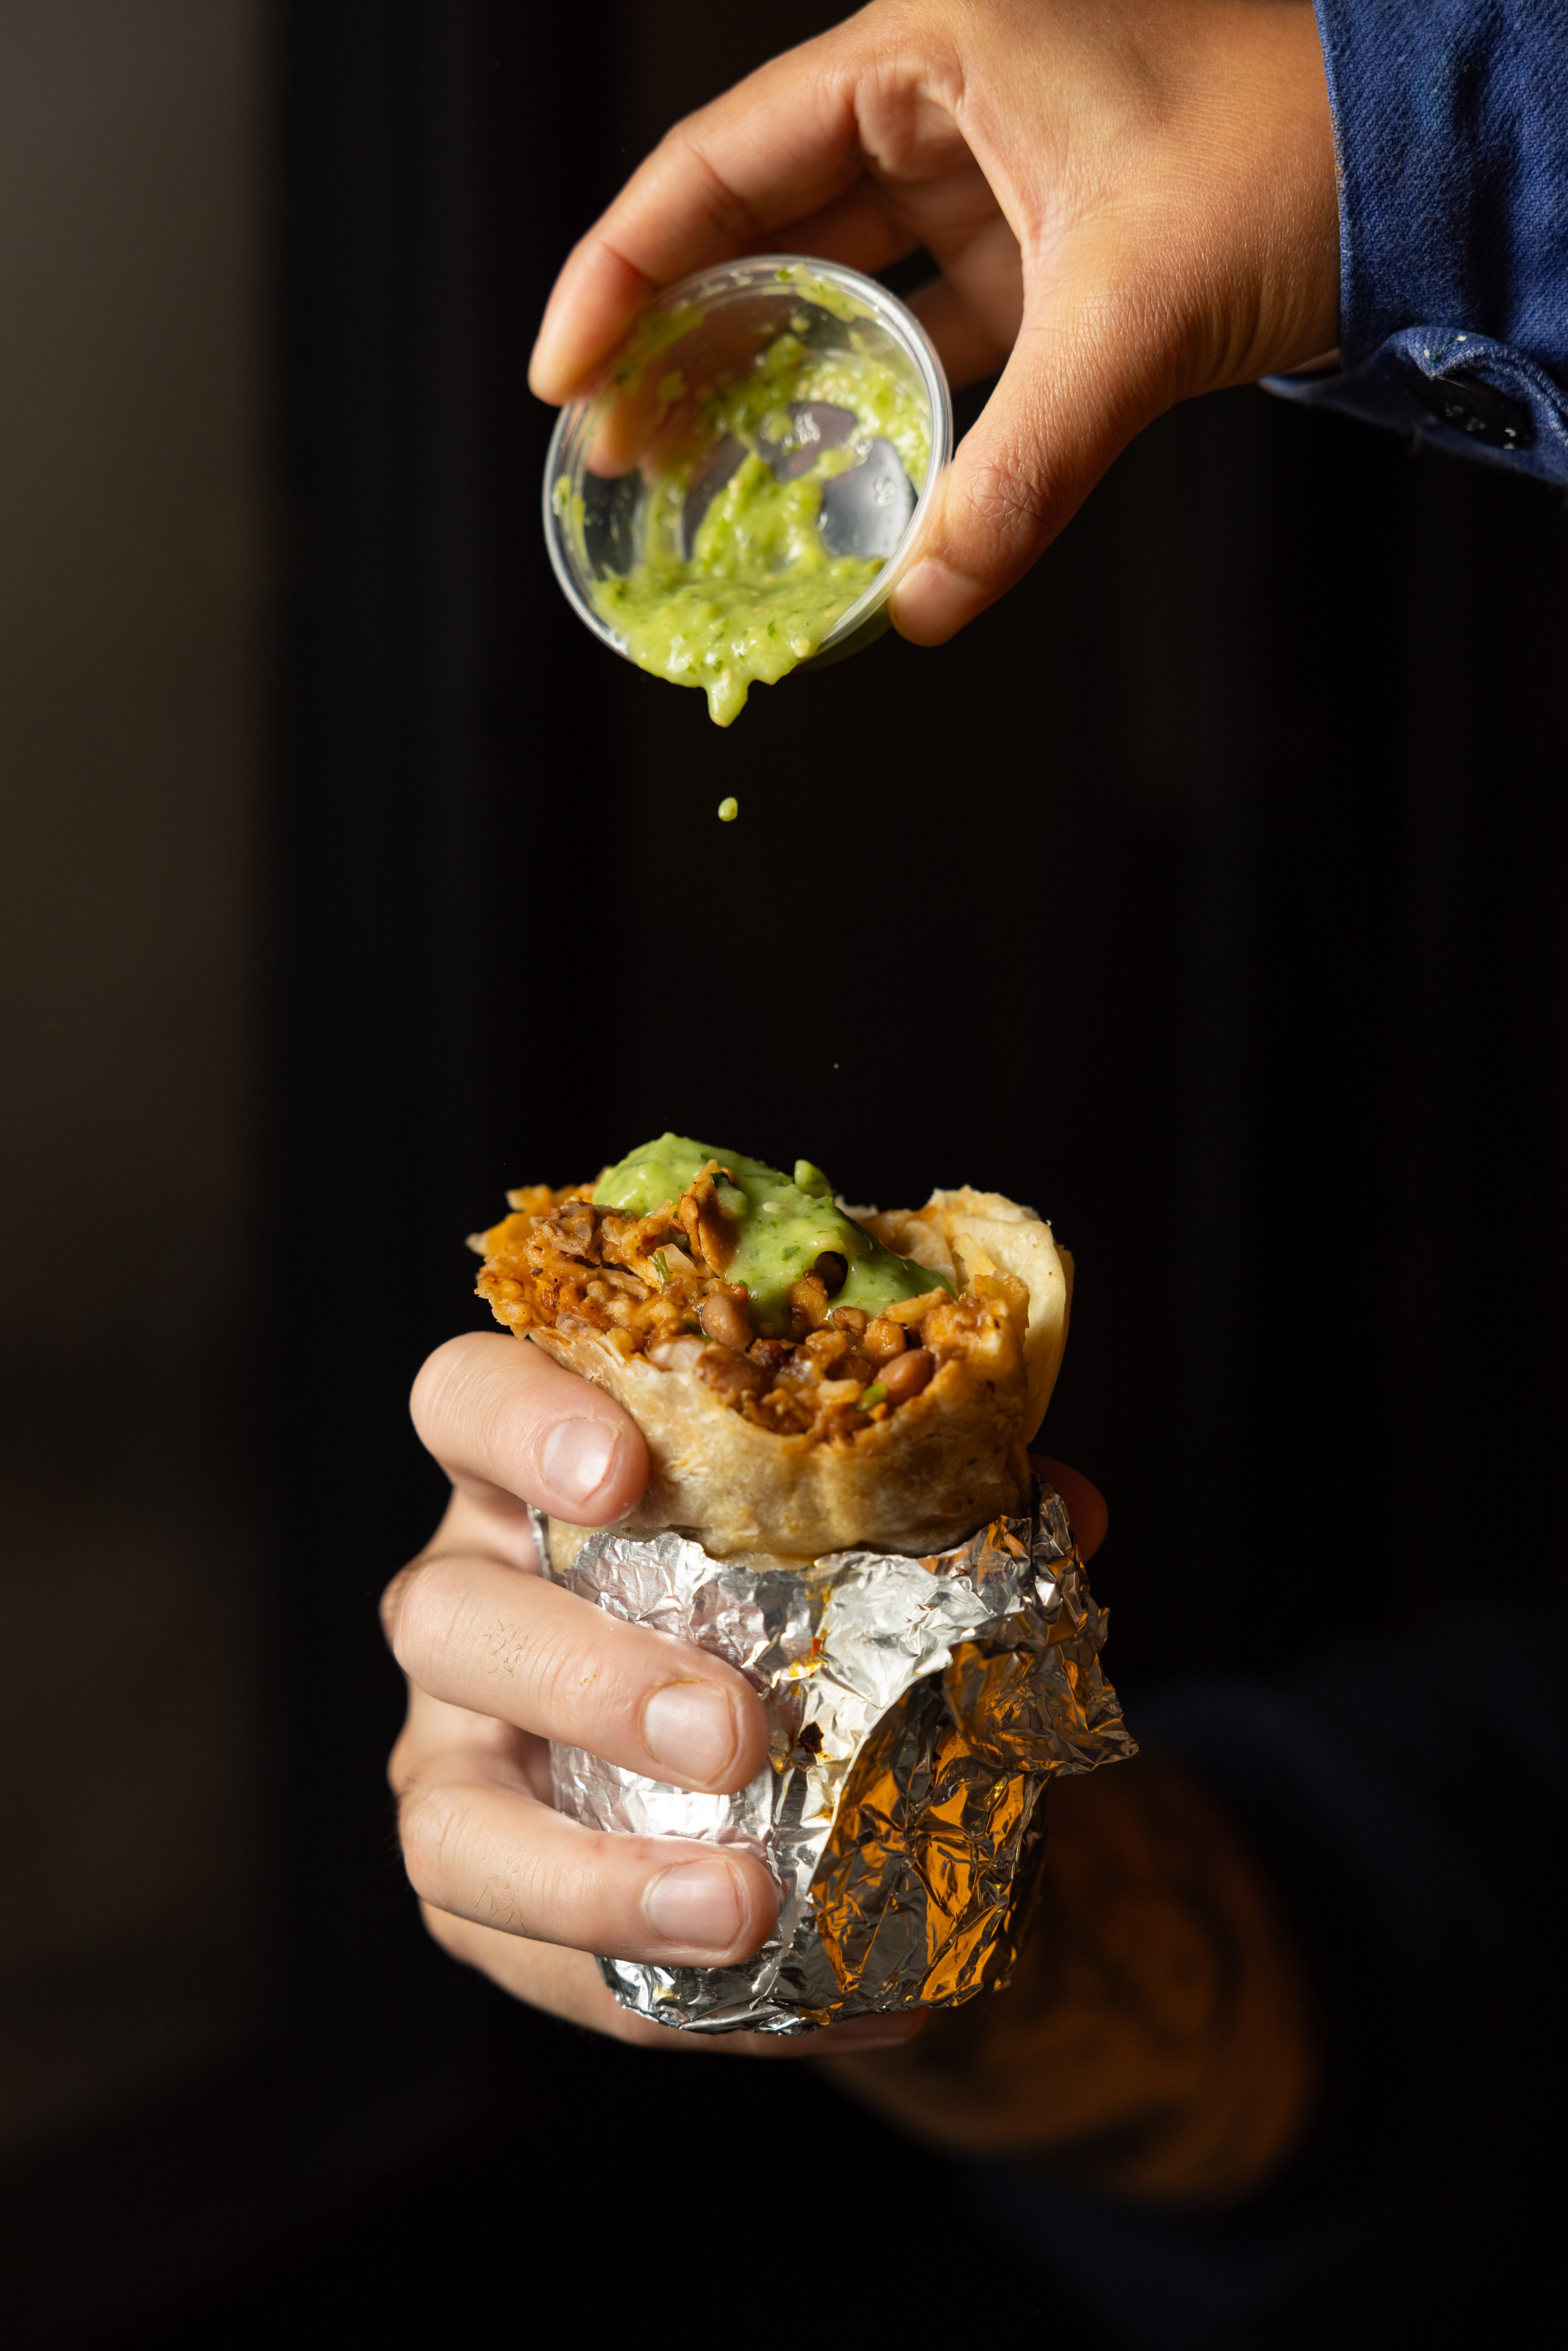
538, 1483, 1135, 2034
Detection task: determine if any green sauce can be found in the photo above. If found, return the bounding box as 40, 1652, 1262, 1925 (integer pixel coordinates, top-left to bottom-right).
593, 1133, 955, 1332
590, 323, 929, 727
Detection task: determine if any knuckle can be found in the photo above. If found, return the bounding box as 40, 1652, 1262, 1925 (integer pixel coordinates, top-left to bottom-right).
512, 1612, 644, 1754
535, 1835, 606, 1935
473, 1376, 537, 1489
379, 1554, 433, 1648
410, 1331, 545, 1481
397, 1779, 467, 1907
390, 1544, 640, 1746
445, 1571, 561, 1703
518, 1615, 590, 1716
408, 1333, 476, 1442
671, 134, 761, 245
400, 1776, 538, 1934
953, 452, 1051, 551
386, 1552, 467, 1678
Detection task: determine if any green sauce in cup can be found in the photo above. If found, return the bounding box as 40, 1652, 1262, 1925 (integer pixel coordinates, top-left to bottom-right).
591, 326, 929, 727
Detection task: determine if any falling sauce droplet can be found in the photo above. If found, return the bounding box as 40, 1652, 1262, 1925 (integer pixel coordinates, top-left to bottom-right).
717, 796, 739, 822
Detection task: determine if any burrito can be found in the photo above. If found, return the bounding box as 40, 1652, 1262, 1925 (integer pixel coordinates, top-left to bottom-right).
473, 1134, 1072, 1559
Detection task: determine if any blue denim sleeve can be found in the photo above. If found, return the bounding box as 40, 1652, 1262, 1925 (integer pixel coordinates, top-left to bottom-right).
1265, 2, 1568, 483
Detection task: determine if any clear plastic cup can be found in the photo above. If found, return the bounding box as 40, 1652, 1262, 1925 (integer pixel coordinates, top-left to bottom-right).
542, 256, 953, 693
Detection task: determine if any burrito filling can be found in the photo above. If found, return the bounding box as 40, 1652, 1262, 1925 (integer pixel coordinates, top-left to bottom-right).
473, 1134, 1037, 1450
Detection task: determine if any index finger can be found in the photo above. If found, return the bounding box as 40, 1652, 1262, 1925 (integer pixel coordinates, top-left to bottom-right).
529, 27, 867, 402
411, 1331, 649, 1527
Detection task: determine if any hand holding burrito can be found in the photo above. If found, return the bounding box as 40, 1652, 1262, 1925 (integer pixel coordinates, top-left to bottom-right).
381, 1134, 1118, 2048
382, 1310, 1110, 2050
412, 1138, 1130, 2034
383, 1325, 920, 2055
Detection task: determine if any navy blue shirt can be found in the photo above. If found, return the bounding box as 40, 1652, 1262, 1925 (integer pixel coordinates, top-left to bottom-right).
1266, 2, 1568, 481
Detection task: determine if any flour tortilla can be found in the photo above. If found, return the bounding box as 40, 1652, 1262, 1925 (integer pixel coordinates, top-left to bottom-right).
859, 1187, 1073, 1446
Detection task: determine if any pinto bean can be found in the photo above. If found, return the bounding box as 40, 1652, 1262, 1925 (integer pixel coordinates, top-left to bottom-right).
699, 1288, 753, 1351
878, 1346, 935, 1405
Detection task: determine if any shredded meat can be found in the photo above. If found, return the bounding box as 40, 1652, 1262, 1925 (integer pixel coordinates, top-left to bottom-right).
474, 1161, 1010, 1448
676, 1171, 737, 1275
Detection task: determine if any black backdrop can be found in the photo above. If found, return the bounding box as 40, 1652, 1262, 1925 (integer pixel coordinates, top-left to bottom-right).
20, 2, 1565, 2341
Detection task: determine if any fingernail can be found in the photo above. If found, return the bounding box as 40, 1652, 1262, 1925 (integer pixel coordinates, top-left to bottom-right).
541, 1416, 618, 1511
889, 556, 975, 645
644, 1861, 742, 1951
642, 1680, 738, 1783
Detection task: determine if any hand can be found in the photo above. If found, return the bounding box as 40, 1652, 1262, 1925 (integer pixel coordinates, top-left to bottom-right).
384, 1329, 1107, 2055
531, 0, 1339, 645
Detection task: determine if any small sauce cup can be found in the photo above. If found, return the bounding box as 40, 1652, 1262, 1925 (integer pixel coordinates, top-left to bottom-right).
543, 256, 954, 682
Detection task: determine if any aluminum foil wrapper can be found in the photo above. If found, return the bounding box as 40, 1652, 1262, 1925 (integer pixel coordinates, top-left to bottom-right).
537, 1482, 1136, 2035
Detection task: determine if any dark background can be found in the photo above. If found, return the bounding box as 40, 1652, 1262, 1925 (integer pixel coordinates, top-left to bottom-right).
4, 2, 1565, 2343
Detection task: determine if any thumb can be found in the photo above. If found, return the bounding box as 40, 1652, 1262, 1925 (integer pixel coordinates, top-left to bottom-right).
890, 285, 1163, 647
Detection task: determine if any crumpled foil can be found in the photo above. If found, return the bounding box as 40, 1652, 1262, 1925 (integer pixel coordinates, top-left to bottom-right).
537, 1482, 1136, 2034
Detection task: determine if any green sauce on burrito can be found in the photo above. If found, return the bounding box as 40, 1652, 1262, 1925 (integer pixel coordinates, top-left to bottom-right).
594, 1134, 955, 1331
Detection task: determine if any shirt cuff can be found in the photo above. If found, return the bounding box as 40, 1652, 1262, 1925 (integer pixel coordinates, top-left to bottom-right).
1264, 327, 1568, 485
1269, 2, 1568, 483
